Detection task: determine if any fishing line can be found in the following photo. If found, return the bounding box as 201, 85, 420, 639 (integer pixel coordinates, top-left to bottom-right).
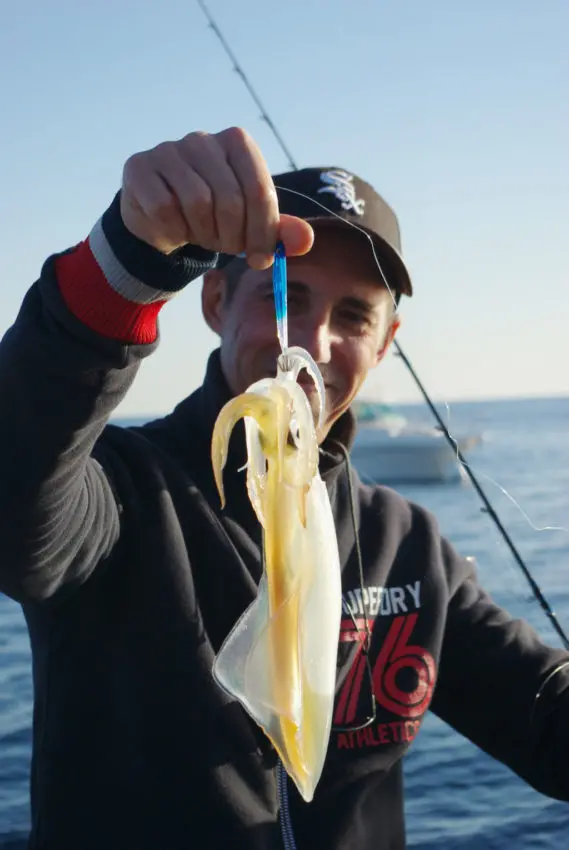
275, 184, 569, 535
445, 435, 568, 535
196, 0, 569, 650
282, 184, 569, 648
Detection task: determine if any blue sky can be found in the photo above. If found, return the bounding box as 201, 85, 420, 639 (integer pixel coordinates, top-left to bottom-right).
1, 0, 567, 416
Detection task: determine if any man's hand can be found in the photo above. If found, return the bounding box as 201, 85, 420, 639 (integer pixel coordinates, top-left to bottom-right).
120, 127, 313, 269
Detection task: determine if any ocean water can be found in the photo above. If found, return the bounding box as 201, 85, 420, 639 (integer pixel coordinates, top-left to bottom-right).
0, 396, 568, 848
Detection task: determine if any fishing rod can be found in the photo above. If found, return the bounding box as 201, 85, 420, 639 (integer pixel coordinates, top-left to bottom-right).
196, 0, 569, 651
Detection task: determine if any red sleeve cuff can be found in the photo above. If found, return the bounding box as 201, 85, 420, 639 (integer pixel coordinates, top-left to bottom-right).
54, 194, 218, 344
55, 239, 166, 344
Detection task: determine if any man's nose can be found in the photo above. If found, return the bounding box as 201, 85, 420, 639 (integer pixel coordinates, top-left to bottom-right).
293, 320, 333, 364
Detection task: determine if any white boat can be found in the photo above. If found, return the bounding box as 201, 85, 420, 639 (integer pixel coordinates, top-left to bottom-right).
349, 401, 482, 485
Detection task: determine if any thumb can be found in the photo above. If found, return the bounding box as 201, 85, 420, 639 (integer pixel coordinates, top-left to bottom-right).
278, 215, 314, 258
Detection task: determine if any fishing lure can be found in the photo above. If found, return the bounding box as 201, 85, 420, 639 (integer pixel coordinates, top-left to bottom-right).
273, 240, 288, 352
211, 249, 342, 802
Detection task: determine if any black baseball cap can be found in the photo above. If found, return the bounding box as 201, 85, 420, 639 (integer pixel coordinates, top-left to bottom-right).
217, 166, 413, 298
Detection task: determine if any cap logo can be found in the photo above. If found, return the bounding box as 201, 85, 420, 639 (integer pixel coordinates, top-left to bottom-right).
317, 169, 366, 215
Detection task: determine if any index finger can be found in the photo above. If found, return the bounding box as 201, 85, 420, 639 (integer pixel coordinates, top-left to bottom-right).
217, 127, 279, 270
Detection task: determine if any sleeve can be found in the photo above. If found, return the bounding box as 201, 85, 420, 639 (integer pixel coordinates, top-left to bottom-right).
0, 191, 218, 604
430, 537, 569, 802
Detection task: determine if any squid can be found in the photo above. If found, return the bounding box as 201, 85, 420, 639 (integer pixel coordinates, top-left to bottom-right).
211, 346, 342, 802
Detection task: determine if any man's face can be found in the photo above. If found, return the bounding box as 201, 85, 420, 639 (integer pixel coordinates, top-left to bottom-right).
204, 226, 400, 440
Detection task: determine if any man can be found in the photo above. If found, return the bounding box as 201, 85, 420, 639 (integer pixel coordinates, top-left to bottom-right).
1, 127, 568, 850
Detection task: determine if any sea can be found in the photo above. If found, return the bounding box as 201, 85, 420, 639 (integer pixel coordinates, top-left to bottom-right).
1, 396, 568, 849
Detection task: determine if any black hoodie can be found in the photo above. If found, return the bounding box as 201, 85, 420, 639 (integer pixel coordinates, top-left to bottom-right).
1, 195, 568, 850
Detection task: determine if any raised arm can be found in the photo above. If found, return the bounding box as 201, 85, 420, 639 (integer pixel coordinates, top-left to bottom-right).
0, 192, 217, 603
0, 127, 310, 604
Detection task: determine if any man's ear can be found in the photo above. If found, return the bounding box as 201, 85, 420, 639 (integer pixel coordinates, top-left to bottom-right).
375, 313, 401, 365
201, 269, 227, 335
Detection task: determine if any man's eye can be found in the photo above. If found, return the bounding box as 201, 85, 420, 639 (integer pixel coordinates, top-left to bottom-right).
288, 295, 303, 307
340, 311, 369, 326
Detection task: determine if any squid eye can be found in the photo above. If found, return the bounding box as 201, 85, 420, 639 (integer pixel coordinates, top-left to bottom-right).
288, 417, 302, 449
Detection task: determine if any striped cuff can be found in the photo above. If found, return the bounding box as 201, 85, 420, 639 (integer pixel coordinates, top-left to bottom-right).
55, 191, 218, 344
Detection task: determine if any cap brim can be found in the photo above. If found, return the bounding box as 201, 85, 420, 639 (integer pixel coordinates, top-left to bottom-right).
216, 215, 413, 298
305, 216, 413, 298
